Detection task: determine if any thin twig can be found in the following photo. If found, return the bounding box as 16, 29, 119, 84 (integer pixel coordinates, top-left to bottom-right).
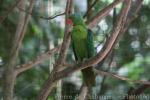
39, 12, 65, 20
83, 0, 99, 18
17, 6, 66, 20
3, 0, 34, 100
94, 69, 150, 85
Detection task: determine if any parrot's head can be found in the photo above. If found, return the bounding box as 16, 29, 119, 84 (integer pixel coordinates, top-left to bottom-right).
66, 14, 85, 28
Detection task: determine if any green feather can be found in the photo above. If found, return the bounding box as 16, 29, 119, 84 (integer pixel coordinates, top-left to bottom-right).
70, 14, 96, 87
69, 14, 86, 28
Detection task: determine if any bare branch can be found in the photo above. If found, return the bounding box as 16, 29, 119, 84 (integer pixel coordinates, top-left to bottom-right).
0, 0, 23, 23
17, 6, 66, 20
39, 12, 65, 20
3, 0, 34, 100
94, 69, 150, 85
15, 45, 61, 75
56, 63, 150, 86
37, 0, 73, 99
58, 0, 73, 61
57, 59, 150, 86
56, 0, 126, 78
14, 0, 73, 76
53, 0, 73, 71
12, 0, 34, 54
87, 0, 123, 29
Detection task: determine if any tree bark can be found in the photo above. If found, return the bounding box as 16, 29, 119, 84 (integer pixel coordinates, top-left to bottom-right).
2, 0, 34, 100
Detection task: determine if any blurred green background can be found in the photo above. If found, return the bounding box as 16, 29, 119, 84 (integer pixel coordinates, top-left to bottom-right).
0, 0, 150, 100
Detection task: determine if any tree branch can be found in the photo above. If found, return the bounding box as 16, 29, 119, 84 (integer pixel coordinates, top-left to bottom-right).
87, 0, 123, 29
17, 6, 66, 20
3, 0, 34, 100
55, 0, 131, 81
15, 45, 61, 75
55, 0, 73, 65
12, 0, 122, 75
53, 59, 150, 86
94, 69, 150, 85
13, 0, 73, 76
37, 0, 132, 99
115, 0, 143, 42
36, 0, 73, 100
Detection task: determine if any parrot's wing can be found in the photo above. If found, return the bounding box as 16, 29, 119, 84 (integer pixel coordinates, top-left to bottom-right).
71, 25, 88, 61
72, 40, 78, 60
87, 29, 95, 58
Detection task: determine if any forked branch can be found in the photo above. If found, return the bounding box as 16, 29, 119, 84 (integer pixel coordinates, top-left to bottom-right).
37, 0, 132, 99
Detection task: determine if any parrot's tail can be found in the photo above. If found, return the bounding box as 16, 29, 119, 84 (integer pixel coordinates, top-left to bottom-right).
81, 67, 96, 88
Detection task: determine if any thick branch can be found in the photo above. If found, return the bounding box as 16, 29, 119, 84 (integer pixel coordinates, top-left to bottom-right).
14, 0, 73, 75
15, 0, 122, 73
55, 0, 73, 64
2, 0, 34, 100
36, 0, 73, 100
5, 0, 122, 76
116, 0, 143, 42
43, 58, 150, 87
13, 0, 122, 74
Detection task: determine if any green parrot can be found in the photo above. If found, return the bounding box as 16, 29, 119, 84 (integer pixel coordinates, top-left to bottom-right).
66, 14, 96, 88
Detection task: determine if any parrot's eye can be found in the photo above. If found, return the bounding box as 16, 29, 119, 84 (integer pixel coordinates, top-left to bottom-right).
66, 18, 73, 26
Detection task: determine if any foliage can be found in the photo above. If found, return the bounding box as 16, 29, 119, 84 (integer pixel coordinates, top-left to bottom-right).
0, 0, 150, 99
